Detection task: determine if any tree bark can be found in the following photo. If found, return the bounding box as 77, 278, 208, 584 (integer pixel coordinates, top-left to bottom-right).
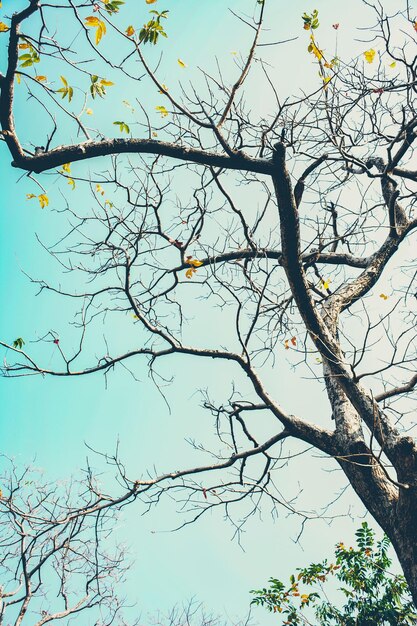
270, 140, 417, 607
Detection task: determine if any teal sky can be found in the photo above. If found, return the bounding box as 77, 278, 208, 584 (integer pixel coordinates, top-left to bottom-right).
0, 0, 408, 623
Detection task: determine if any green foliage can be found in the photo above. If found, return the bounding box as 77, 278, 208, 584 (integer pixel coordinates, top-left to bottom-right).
302, 9, 319, 30
56, 75, 73, 102
113, 120, 130, 133
139, 10, 169, 45
12, 338, 25, 349
89, 75, 114, 99
251, 523, 417, 625
103, 0, 125, 14
18, 45, 40, 68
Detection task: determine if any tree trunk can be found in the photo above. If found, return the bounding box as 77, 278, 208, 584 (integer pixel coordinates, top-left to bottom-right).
337, 435, 417, 607
392, 441, 417, 608
391, 517, 417, 609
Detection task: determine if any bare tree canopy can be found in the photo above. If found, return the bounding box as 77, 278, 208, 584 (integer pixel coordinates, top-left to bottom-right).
0, 458, 135, 625
1, 0, 417, 610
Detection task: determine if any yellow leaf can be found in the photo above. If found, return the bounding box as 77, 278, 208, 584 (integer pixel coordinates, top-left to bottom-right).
155, 105, 168, 117
284, 339, 290, 350
85, 16, 100, 27
0, 22, 9, 32
364, 48, 376, 63
146, 0, 158, 3
62, 162, 71, 173
126, 25, 135, 36
177, 58, 187, 68
389, 61, 396, 68
312, 45, 323, 61
35, 75, 47, 82
19, 43, 31, 49
86, 108, 93, 115
308, 36, 323, 61
100, 78, 114, 86
379, 293, 389, 300
230, 51, 237, 55
26, 193, 36, 199
84, 16, 106, 45
67, 177, 75, 190
158, 83, 169, 93
15, 73, 21, 84
96, 184, 105, 196
38, 194, 49, 209
185, 257, 204, 277
96, 23, 105, 45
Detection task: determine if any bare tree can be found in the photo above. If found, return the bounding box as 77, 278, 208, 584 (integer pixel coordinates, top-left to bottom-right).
0, 457, 253, 625
1, 0, 417, 606
0, 457, 137, 626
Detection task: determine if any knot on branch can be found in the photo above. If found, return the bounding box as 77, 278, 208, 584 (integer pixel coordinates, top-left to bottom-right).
273, 141, 286, 164
395, 436, 417, 477
366, 157, 385, 172
347, 440, 373, 468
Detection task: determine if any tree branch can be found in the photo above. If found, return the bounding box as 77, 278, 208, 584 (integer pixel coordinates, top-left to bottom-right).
10, 138, 274, 175
376, 373, 417, 402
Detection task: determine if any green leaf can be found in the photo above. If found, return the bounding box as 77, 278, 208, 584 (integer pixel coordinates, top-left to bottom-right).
113, 121, 130, 133
139, 10, 169, 45
18, 45, 40, 68
56, 76, 73, 102
104, 0, 125, 13
12, 337, 25, 349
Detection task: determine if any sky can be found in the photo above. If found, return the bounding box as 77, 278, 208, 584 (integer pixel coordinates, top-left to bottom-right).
0, 0, 413, 624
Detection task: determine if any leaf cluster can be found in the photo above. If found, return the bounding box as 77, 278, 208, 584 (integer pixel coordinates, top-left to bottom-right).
251, 524, 417, 625
90, 74, 114, 98
302, 9, 319, 30
113, 120, 130, 133
56, 75, 73, 102
103, 0, 125, 14
139, 10, 169, 45
18, 42, 40, 68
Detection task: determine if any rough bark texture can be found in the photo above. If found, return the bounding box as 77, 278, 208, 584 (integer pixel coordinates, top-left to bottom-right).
271, 141, 417, 605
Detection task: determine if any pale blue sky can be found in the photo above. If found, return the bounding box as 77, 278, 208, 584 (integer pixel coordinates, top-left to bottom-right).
0, 0, 408, 623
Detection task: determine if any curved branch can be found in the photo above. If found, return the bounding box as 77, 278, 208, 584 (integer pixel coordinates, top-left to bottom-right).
171, 248, 369, 273
0, 0, 40, 161
10, 138, 274, 175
